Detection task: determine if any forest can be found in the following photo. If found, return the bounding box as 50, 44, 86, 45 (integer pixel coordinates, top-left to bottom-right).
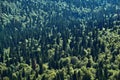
0, 0, 120, 80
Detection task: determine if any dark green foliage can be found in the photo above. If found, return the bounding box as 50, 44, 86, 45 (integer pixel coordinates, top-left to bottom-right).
0, 0, 120, 80
73, 71, 77, 80
82, 74, 91, 80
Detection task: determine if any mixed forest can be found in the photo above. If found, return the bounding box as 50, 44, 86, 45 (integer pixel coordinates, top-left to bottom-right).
0, 0, 120, 80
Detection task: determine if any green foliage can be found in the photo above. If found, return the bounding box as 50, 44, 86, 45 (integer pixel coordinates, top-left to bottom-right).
42, 70, 56, 80
0, 0, 120, 80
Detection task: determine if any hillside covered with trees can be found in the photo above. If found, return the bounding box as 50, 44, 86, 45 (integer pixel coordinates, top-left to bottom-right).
0, 0, 120, 80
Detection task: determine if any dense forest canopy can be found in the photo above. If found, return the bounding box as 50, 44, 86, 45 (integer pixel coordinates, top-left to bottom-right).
0, 0, 120, 80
